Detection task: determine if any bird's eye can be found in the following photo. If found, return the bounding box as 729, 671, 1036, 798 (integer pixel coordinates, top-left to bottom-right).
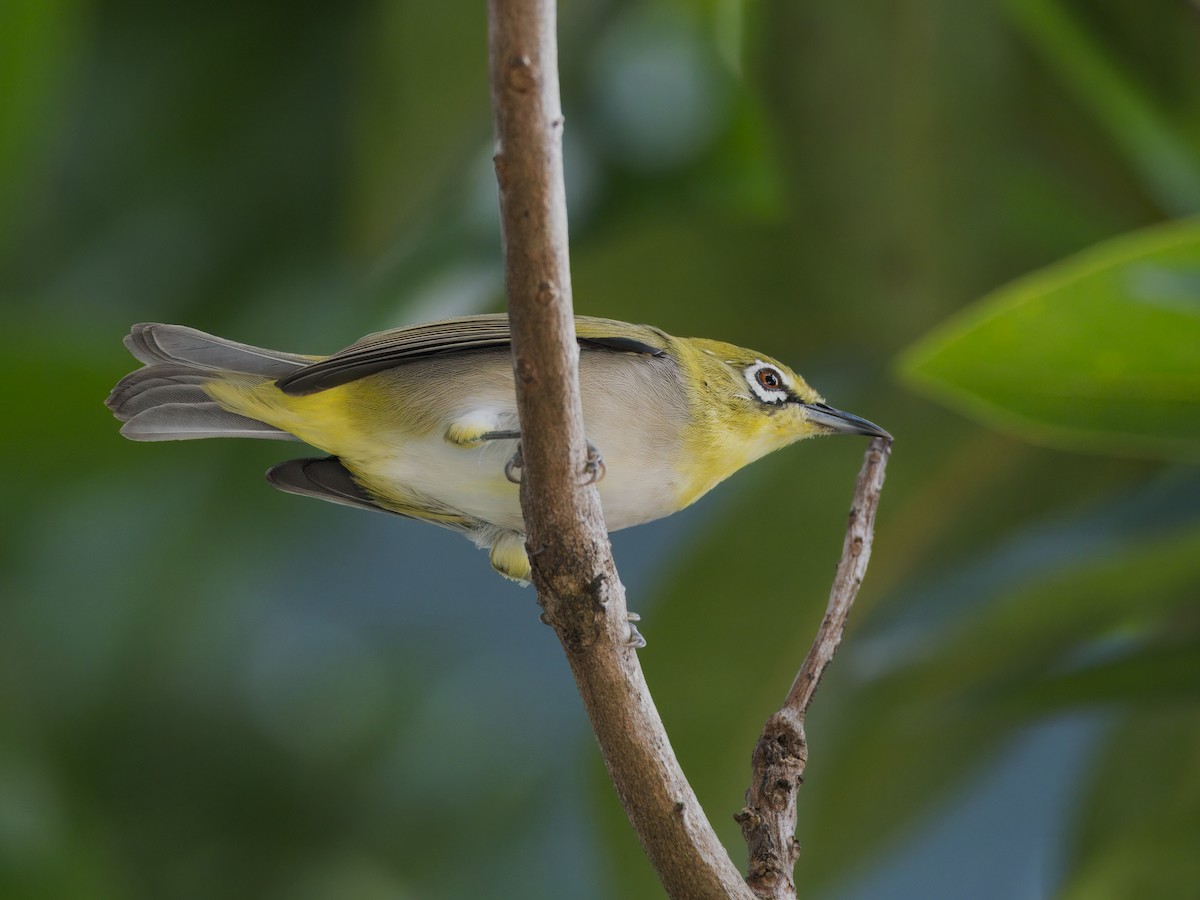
745, 362, 789, 404
756, 368, 783, 390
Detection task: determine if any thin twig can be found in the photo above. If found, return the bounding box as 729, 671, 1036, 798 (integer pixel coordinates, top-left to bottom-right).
738, 437, 893, 899
487, 1, 754, 897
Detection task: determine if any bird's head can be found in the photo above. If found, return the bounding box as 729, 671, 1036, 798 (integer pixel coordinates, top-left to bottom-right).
682, 338, 891, 465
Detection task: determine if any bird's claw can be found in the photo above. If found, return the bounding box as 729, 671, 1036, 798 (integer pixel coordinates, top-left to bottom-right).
624, 611, 646, 649
504, 443, 524, 484
503, 439, 604, 486
584, 440, 606, 485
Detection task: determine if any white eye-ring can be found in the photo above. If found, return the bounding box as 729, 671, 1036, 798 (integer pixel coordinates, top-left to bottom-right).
745, 361, 789, 404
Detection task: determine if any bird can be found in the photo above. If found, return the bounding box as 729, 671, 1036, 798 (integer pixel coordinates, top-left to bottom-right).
107, 315, 890, 582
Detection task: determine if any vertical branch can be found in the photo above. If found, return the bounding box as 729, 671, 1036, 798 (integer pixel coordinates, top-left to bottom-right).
488, 0, 605, 631
487, 1, 754, 897
738, 437, 893, 899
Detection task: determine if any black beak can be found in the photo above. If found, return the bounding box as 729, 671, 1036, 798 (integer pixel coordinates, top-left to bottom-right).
802, 402, 892, 440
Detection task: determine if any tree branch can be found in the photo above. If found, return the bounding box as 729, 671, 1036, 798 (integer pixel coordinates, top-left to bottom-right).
487, 1, 754, 897
738, 437, 893, 899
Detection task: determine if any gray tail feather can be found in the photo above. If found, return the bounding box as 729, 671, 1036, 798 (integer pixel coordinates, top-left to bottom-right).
123, 322, 312, 375
108, 324, 308, 442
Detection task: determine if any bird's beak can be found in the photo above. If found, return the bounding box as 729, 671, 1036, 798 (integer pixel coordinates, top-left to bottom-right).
801, 403, 892, 440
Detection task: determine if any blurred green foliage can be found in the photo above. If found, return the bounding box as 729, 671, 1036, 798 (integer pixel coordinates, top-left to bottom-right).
902, 219, 1200, 459
1, 1, 1197, 899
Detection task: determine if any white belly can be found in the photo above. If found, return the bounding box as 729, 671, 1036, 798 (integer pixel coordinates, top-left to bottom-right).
348, 349, 691, 534
368, 411, 684, 532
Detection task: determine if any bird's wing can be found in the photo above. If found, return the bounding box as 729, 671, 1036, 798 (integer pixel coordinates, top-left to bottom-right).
276, 314, 669, 395
266, 456, 395, 514
266, 456, 474, 529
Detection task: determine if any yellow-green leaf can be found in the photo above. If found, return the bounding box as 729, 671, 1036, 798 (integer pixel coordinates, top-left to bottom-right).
900, 219, 1200, 460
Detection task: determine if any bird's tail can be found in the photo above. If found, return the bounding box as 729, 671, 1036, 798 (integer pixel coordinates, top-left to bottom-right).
107, 323, 316, 441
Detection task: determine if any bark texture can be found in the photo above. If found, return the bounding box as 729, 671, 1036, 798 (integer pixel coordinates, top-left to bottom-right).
488, 2, 754, 896
738, 437, 893, 898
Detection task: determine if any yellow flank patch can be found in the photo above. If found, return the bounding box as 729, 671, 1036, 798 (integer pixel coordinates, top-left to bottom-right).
204, 374, 477, 529
203, 376, 386, 459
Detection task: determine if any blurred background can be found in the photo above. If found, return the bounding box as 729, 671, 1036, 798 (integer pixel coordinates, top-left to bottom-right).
2, 0, 1198, 898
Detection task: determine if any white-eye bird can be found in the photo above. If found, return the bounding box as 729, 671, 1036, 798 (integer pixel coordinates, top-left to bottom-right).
107, 316, 889, 581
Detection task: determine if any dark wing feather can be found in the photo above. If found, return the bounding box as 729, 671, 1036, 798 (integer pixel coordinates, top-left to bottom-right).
276, 314, 670, 395
266, 457, 395, 515
577, 334, 668, 357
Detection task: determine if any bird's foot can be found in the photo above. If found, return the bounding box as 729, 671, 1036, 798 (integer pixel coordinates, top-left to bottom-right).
504, 443, 524, 485
486, 430, 604, 487
584, 440, 606, 486
624, 611, 646, 649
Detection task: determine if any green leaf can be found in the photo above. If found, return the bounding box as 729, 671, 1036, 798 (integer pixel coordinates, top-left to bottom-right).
900, 219, 1200, 461
1057, 709, 1200, 900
